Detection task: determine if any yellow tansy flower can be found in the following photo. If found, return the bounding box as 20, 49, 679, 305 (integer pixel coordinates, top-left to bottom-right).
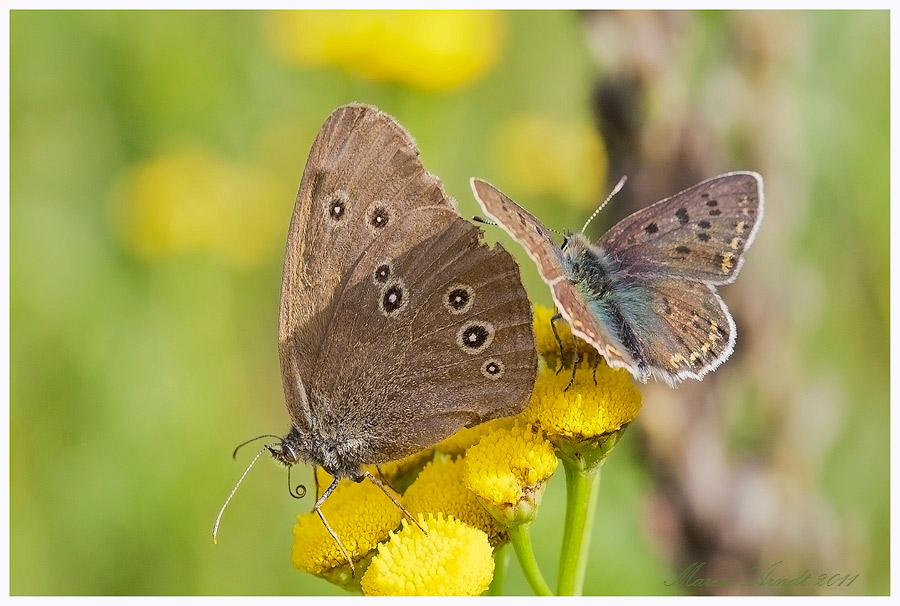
265, 10, 505, 92
113, 148, 282, 267
524, 364, 641, 442
489, 113, 607, 210
292, 477, 403, 581
533, 305, 601, 369
361, 513, 494, 596
366, 451, 435, 494
463, 422, 558, 526
403, 453, 504, 545
432, 416, 516, 457
524, 363, 641, 472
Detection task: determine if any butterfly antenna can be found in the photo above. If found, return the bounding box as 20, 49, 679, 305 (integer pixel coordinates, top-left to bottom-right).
231, 434, 284, 460
547, 226, 567, 237
581, 176, 628, 235
475, 215, 567, 238
212, 445, 270, 544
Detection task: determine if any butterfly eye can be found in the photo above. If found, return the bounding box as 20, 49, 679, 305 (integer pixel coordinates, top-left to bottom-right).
456, 321, 495, 354
368, 204, 390, 230
323, 190, 349, 222
379, 280, 408, 317
373, 263, 391, 284
480, 358, 504, 380
443, 284, 474, 315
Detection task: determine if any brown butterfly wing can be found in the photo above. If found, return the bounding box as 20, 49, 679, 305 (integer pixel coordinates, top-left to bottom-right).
279, 104, 456, 387
629, 277, 736, 386
288, 206, 536, 463
598, 172, 764, 284
470, 179, 568, 285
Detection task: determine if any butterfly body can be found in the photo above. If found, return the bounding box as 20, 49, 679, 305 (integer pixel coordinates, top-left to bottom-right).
562, 234, 652, 376
472, 172, 763, 387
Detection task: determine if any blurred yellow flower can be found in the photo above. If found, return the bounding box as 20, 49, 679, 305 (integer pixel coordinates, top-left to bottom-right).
265, 10, 505, 92
524, 363, 642, 443
533, 304, 601, 370
489, 113, 607, 209
361, 513, 494, 596
403, 453, 505, 545
463, 422, 557, 526
291, 477, 403, 577
114, 148, 282, 267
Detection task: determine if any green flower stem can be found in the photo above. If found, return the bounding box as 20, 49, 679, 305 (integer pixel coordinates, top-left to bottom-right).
557, 461, 602, 596
508, 522, 554, 596
488, 543, 511, 595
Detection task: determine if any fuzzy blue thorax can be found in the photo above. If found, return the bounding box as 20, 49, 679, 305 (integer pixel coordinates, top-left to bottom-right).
562, 234, 651, 373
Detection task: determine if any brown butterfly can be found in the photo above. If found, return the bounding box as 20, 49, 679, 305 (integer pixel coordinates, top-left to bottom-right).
215, 104, 536, 568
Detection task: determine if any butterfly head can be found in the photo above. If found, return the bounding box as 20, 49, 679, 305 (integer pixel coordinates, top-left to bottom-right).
266, 430, 304, 467
560, 230, 580, 253
559, 232, 597, 267
212, 430, 310, 544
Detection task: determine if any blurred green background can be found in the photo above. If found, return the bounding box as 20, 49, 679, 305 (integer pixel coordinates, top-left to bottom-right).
10, 10, 888, 595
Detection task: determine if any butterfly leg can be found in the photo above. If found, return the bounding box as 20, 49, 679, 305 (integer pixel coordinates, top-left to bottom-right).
314, 478, 355, 572
550, 313, 566, 374
565, 343, 579, 392
592, 357, 599, 386
552, 312, 580, 391
374, 464, 401, 494
364, 471, 427, 535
